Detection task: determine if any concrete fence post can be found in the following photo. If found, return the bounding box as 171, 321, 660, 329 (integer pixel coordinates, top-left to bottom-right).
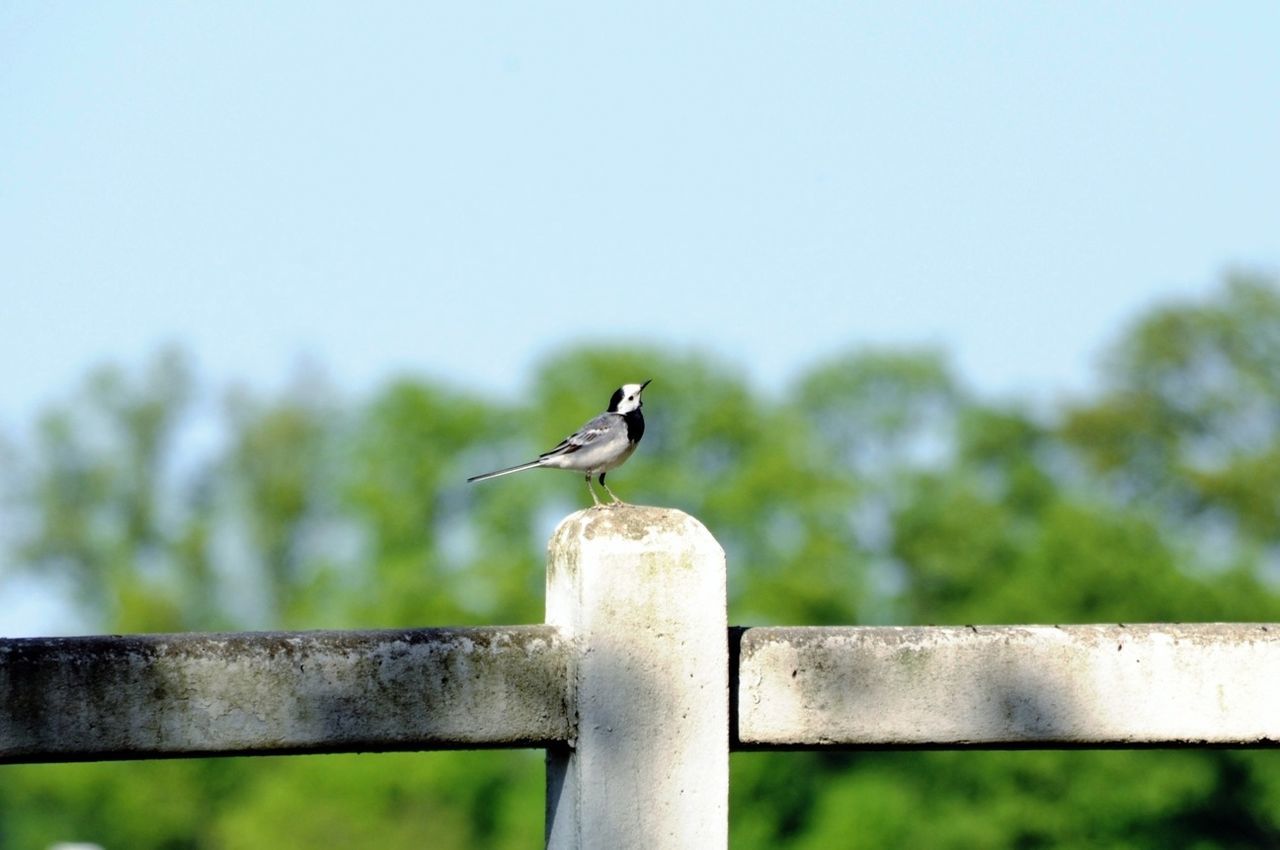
545, 506, 728, 850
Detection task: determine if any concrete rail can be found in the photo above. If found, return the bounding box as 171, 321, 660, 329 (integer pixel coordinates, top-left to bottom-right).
1, 626, 570, 763
735, 624, 1280, 748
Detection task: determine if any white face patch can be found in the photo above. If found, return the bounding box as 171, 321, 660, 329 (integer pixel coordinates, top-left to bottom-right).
614, 382, 646, 414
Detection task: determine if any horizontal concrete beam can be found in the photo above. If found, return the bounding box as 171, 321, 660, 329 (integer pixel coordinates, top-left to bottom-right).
1, 626, 570, 763
10, 621, 1280, 763
735, 624, 1280, 748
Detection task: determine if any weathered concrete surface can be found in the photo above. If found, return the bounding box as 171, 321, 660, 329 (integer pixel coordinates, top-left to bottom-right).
0, 626, 569, 763
735, 624, 1280, 748
546, 506, 729, 850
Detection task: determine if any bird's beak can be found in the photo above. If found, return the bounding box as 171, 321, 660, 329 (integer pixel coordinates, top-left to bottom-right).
640, 379, 651, 390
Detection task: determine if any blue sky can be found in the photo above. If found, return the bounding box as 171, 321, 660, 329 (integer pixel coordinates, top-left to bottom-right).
1, 2, 1278, 432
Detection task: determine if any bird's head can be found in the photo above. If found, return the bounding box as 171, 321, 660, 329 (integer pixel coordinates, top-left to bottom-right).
608, 379, 650, 414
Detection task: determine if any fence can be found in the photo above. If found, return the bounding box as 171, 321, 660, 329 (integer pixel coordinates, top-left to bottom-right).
3, 506, 1279, 848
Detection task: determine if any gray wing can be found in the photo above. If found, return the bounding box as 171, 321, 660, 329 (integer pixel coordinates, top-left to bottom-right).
540, 412, 620, 459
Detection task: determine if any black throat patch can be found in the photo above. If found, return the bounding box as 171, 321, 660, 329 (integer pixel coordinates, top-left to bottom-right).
623, 409, 645, 444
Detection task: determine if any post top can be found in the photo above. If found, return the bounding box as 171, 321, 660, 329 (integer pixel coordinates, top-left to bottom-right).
549, 505, 719, 551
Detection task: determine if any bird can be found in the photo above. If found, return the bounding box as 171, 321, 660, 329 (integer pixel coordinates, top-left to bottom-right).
467, 380, 650, 506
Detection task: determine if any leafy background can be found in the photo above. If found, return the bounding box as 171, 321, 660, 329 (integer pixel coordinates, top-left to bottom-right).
2, 275, 1279, 848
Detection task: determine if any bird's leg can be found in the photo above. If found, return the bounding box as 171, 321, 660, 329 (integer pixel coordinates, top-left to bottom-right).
585, 473, 602, 507
599, 473, 626, 506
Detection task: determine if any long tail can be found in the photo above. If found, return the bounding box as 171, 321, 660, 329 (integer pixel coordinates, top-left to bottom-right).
467, 459, 543, 483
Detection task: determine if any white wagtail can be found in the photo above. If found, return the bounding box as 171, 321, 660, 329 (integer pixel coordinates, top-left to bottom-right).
467, 380, 650, 506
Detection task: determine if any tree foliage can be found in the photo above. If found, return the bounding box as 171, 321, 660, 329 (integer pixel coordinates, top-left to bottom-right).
2, 275, 1279, 848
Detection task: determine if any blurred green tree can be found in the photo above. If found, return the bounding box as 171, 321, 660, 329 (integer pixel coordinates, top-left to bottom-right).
2, 275, 1279, 848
